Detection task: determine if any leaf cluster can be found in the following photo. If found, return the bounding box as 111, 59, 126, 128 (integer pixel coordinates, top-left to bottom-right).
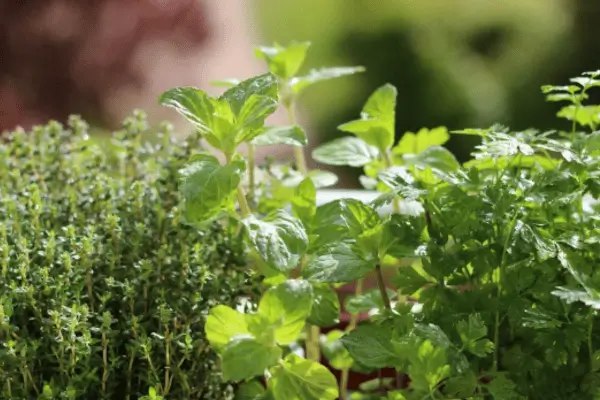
0, 113, 255, 399
161, 40, 600, 400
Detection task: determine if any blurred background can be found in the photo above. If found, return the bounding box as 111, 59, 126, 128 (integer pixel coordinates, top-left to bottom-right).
1, 0, 599, 187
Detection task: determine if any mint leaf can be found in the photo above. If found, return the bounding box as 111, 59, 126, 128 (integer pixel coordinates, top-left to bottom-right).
222, 336, 282, 382
456, 314, 494, 357
338, 84, 397, 151
312, 199, 380, 244
258, 279, 314, 345
158, 86, 214, 135
312, 136, 379, 167
222, 73, 278, 116
321, 330, 354, 370
251, 125, 308, 147
242, 210, 308, 273
393, 127, 450, 155
255, 42, 311, 79
403, 145, 460, 172
237, 94, 279, 133
291, 178, 317, 227
340, 321, 402, 368
306, 170, 338, 188
270, 353, 338, 400
303, 241, 377, 283
179, 154, 245, 225
307, 283, 340, 327
290, 66, 365, 94
205, 305, 249, 352
235, 381, 267, 400
211, 78, 241, 88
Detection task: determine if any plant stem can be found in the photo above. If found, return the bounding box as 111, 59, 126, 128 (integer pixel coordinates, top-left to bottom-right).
306, 325, 321, 362
589, 309, 595, 366
226, 152, 251, 217
285, 103, 307, 174
248, 143, 256, 202
493, 213, 518, 371
383, 150, 400, 214
340, 278, 363, 400
376, 264, 392, 310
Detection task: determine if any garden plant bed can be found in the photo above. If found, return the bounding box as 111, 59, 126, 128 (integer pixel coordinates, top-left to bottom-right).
5, 39, 600, 400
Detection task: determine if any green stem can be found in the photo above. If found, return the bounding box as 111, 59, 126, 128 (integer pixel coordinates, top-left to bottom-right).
589, 309, 595, 366
285, 103, 307, 174
376, 264, 392, 310
493, 213, 519, 371
383, 150, 400, 214
248, 143, 256, 202
341, 278, 363, 400
226, 152, 251, 217
306, 325, 321, 362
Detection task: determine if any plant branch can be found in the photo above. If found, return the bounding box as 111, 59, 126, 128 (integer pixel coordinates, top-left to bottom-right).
493, 213, 518, 371
341, 278, 363, 399
376, 264, 392, 310
285, 102, 307, 174
248, 143, 256, 202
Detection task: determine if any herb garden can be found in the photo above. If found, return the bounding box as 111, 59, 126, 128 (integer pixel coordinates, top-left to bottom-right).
3, 41, 600, 399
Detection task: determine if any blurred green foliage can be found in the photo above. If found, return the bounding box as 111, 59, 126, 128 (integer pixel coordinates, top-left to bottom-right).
255, 0, 600, 169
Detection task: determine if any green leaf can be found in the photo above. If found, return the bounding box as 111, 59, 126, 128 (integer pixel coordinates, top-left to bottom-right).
307, 170, 338, 188
205, 305, 249, 352
344, 288, 398, 315
222, 336, 282, 382
307, 284, 340, 327
303, 240, 377, 283
456, 314, 494, 357
242, 210, 308, 273
443, 371, 478, 397
158, 86, 215, 135
312, 136, 379, 167
222, 73, 278, 116
246, 313, 278, 347
340, 321, 402, 368
551, 287, 600, 308
312, 199, 380, 244
237, 94, 279, 132
291, 178, 317, 227
321, 330, 354, 370
556, 105, 600, 128
484, 373, 523, 400
278, 169, 338, 189
211, 78, 241, 88
290, 66, 366, 94
270, 353, 338, 400
393, 127, 450, 155
338, 84, 397, 151
403, 146, 460, 173
235, 381, 267, 400
179, 154, 245, 225
258, 279, 314, 345
252, 125, 308, 147
393, 266, 431, 296
255, 42, 311, 79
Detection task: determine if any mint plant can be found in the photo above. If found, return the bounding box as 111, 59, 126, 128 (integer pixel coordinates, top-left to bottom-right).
162, 40, 600, 400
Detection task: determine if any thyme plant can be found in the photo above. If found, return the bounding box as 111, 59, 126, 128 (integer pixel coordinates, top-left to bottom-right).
0, 113, 255, 399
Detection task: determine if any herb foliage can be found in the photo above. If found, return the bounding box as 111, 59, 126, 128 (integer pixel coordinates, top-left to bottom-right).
0, 113, 255, 399
163, 43, 600, 400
